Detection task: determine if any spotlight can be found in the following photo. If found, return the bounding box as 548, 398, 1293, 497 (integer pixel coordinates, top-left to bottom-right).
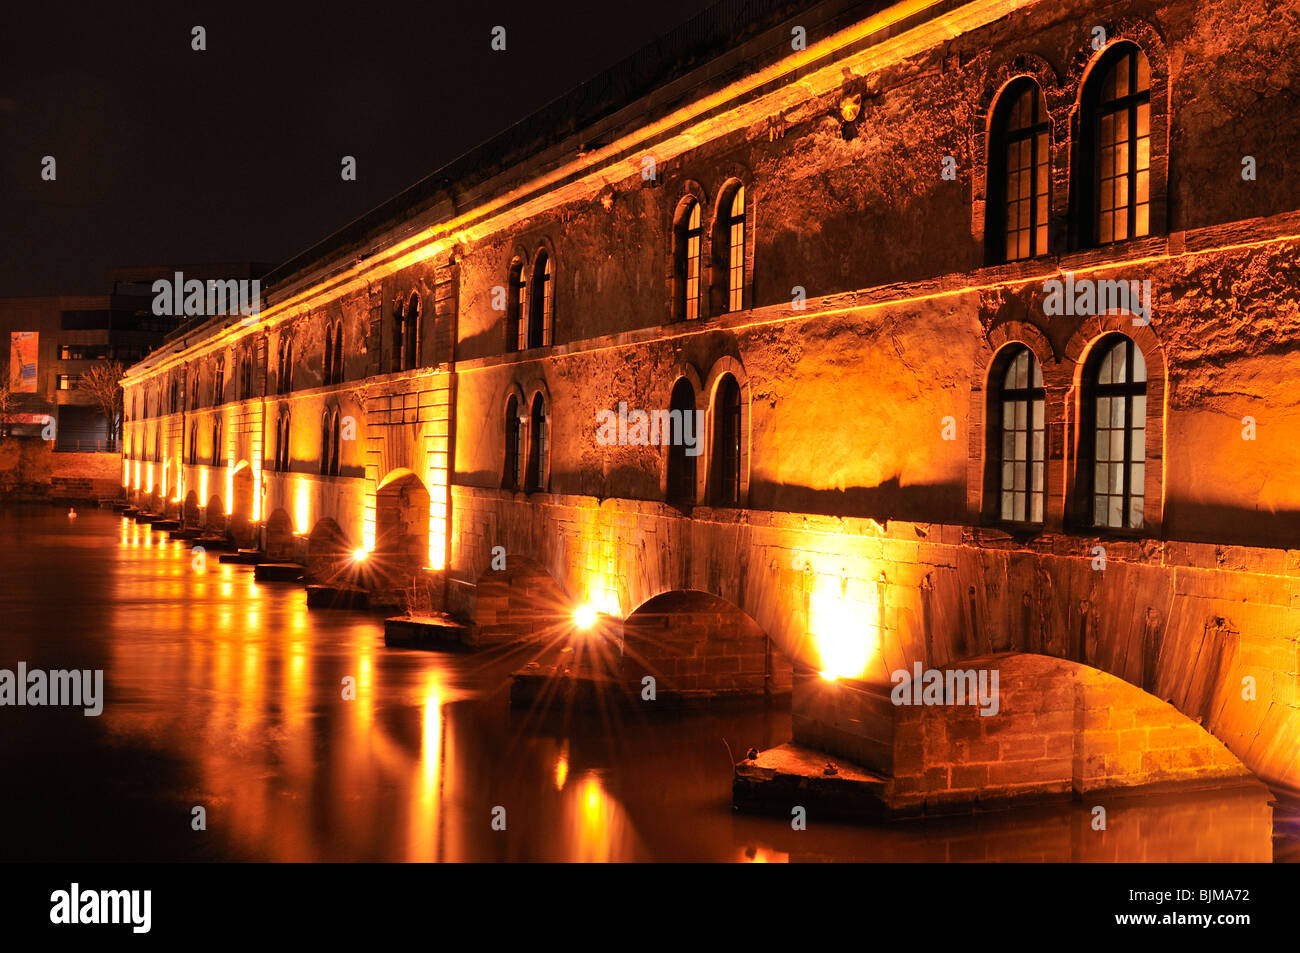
573, 604, 598, 630
352, 548, 369, 562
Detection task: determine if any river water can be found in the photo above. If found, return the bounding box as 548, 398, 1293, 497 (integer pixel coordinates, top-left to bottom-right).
0, 506, 1294, 862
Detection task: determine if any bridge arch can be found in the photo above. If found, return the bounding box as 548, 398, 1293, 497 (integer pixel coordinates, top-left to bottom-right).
265, 507, 295, 561
472, 553, 572, 646
622, 588, 794, 699
204, 493, 225, 534
306, 517, 352, 584
856, 652, 1258, 810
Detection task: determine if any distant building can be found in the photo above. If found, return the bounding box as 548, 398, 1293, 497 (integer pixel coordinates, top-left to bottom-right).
0, 264, 269, 450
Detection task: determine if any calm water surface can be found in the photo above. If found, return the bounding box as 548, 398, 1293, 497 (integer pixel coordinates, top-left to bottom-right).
0, 506, 1294, 862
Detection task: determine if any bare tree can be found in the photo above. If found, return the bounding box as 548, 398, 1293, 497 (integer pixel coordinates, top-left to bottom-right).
80, 360, 126, 451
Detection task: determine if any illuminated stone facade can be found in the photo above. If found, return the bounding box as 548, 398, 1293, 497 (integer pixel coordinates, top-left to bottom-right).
120, 0, 1300, 794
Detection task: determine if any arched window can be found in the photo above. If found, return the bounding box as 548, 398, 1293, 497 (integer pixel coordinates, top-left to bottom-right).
170, 379, 179, 414
990, 78, 1050, 262
713, 182, 746, 314
329, 408, 341, 476
210, 419, 223, 467
190, 370, 200, 410
666, 377, 697, 504
1082, 44, 1151, 246
403, 294, 420, 371
506, 258, 526, 352
277, 333, 293, 395
673, 198, 703, 321
322, 322, 334, 386
319, 410, 331, 476
187, 420, 198, 466
324, 321, 344, 385
153, 429, 161, 463
989, 345, 1045, 523
525, 392, 547, 492
275, 411, 291, 472
1082, 335, 1146, 530
214, 355, 225, 404
528, 251, 552, 348
710, 373, 742, 505
240, 353, 253, 400
503, 395, 522, 490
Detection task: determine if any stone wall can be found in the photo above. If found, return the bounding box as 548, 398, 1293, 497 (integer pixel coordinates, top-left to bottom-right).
0, 440, 121, 501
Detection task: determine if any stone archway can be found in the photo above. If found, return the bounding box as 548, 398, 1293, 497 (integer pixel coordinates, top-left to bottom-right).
472, 554, 571, 646
265, 508, 295, 562
230, 463, 255, 548
205, 494, 225, 535
306, 518, 351, 585
623, 589, 794, 700
794, 653, 1258, 816
374, 471, 430, 586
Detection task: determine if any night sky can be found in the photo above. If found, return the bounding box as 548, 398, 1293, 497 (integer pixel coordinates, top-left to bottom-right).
0, 0, 717, 296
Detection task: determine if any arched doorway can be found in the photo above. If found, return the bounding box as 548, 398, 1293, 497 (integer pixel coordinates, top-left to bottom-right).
230, 463, 255, 547
374, 471, 430, 585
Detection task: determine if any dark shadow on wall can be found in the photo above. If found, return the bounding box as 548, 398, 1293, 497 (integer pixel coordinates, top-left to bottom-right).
1161, 501, 1300, 551
749, 476, 967, 525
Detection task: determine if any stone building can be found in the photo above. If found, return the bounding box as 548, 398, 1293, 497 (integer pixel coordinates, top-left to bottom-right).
119, 0, 1300, 809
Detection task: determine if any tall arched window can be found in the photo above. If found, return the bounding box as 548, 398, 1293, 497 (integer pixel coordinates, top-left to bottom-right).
277, 333, 294, 395
666, 377, 697, 504
276, 410, 291, 472
190, 370, 200, 410
525, 393, 547, 492
331, 322, 344, 384
214, 355, 225, 404
210, 419, 223, 467
528, 251, 552, 348
170, 379, 179, 414
319, 410, 332, 476
1082, 335, 1146, 530
990, 78, 1050, 262
322, 323, 335, 387
673, 198, 703, 321
503, 395, 522, 490
506, 258, 526, 352
332, 409, 342, 475
187, 420, 198, 466
989, 345, 1045, 523
712, 183, 746, 314
402, 293, 420, 371
1082, 44, 1151, 246
240, 353, 253, 400
710, 373, 741, 505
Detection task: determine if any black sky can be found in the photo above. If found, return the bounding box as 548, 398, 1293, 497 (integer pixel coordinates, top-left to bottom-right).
0, 0, 719, 296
